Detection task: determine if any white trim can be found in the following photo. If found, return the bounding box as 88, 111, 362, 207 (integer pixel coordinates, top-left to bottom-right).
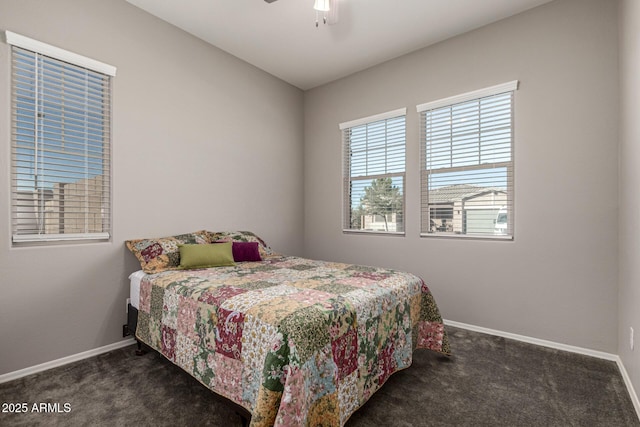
339, 107, 406, 130
4, 31, 117, 76
445, 319, 640, 422
421, 233, 513, 241
0, 338, 135, 384
615, 356, 640, 420
444, 319, 617, 360
416, 80, 518, 112
343, 229, 405, 236
12, 232, 110, 243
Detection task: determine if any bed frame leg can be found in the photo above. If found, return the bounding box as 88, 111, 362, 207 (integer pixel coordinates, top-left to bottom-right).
135, 340, 147, 356
236, 412, 249, 427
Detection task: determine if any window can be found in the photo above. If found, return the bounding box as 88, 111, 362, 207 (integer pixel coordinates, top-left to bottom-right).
7, 31, 116, 244
340, 108, 406, 234
418, 81, 518, 239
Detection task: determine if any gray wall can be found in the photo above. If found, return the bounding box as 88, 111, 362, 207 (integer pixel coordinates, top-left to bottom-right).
304, 0, 619, 352
618, 0, 640, 406
0, 0, 304, 375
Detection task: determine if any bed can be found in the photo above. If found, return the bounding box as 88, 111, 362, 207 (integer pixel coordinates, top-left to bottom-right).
126, 231, 450, 426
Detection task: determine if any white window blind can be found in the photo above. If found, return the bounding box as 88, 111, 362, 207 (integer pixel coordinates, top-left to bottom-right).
8, 33, 115, 244
340, 109, 406, 234
418, 81, 517, 239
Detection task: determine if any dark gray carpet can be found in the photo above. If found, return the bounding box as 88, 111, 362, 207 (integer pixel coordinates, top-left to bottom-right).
0, 326, 638, 426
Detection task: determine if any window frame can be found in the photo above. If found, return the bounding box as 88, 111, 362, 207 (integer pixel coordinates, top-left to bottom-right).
340, 108, 407, 235
417, 81, 518, 240
6, 31, 116, 245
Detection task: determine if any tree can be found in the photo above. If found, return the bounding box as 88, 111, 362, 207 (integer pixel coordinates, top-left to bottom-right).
359, 177, 402, 231
351, 204, 364, 229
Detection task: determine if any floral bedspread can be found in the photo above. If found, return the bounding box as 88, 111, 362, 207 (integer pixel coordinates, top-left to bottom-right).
135, 255, 450, 426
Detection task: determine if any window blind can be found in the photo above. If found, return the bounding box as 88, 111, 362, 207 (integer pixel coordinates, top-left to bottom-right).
341, 109, 406, 234
9, 37, 114, 244
418, 82, 517, 238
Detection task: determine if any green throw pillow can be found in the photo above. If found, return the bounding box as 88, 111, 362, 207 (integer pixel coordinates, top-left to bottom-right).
179, 242, 235, 269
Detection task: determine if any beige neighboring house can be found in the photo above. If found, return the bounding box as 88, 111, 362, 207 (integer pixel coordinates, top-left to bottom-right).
14, 175, 106, 236
14, 189, 53, 234
427, 184, 506, 234
361, 212, 402, 232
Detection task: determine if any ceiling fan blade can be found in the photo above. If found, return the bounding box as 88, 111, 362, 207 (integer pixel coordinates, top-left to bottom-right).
264, 0, 339, 26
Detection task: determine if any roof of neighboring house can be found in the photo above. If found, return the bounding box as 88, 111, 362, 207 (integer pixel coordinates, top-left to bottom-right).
428, 184, 505, 204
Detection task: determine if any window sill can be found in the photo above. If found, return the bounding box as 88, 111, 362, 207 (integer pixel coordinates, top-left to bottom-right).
420, 233, 513, 241
12, 233, 110, 245
343, 230, 405, 237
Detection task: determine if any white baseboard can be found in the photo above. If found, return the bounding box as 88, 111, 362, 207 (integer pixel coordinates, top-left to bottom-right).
444, 319, 618, 360
444, 319, 640, 422
0, 338, 135, 384
615, 355, 640, 421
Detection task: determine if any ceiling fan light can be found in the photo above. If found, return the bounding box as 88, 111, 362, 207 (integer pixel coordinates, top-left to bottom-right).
313, 0, 330, 12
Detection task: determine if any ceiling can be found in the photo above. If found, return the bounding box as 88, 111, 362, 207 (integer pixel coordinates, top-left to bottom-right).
126, 0, 554, 90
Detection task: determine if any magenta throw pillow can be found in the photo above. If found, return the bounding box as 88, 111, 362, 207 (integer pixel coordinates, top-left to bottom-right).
216, 241, 262, 262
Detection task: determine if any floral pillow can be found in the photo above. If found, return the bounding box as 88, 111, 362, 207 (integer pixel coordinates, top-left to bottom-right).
126, 230, 209, 273
205, 230, 273, 258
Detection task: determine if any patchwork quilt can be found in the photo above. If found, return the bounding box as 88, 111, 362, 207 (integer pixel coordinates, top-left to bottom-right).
135, 255, 450, 426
